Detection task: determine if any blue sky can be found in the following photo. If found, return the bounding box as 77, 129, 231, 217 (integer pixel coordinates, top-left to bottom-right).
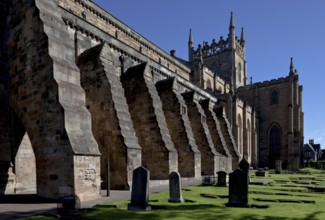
93, 0, 325, 148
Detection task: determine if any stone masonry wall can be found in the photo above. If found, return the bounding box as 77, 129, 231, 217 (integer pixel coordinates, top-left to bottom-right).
238, 77, 293, 168
182, 91, 217, 175
156, 78, 201, 178
122, 63, 178, 179
200, 99, 231, 172
78, 43, 141, 190
15, 133, 36, 193
215, 107, 240, 169
57, 0, 191, 80
4, 0, 101, 201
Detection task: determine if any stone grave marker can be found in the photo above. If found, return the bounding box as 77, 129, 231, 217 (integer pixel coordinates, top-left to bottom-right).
168, 171, 184, 203
216, 171, 227, 187
239, 158, 250, 174
226, 159, 250, 207
275, 160, 282, 174
255, 168, 269, 177
128, 166, 151, 210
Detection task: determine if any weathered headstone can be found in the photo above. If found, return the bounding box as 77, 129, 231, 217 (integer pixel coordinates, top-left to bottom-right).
168, 171, 184, 203
216, 171, 227, 187
255, 168, 268, 177
226, 159, 250, 207
128, 166, 151, 210
57, 195, 76, 215
202, 175, 216, 185
275, 160, 282, 174
239, 158, 250, 174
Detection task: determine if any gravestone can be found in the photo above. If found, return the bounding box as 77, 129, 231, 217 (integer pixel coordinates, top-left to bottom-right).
239, 158, 250, 174
226, 159, 250, 207
216, 171, 227, 187
255, 168, 268, 177
275, 160, 282, 174
128, 166, 151, 210
168, 171, 184, 203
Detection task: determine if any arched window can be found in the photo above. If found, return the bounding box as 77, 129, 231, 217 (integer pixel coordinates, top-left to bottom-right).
270, 89, 279, 105
269, 124, 281, 164
238, 63, 242, 83
237, 114, 243, 154
246, 119, 251, 156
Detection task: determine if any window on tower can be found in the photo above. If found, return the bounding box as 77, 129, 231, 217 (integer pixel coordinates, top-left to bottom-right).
270, 89, 279, 105
238, 63, 243, 83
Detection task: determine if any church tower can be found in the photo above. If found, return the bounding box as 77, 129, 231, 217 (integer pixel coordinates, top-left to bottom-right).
188, 12, 247, 93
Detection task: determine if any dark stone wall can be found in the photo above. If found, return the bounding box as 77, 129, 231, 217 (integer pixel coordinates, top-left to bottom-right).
79, 43, 141, 190
182, 91, 217, 175
156, 78, 201, 178
122, 63, 178, 179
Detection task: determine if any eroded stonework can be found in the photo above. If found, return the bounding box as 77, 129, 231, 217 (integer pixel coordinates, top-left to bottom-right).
0, 0, 303, 202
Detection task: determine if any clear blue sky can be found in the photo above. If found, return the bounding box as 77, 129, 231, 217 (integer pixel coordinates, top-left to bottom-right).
93, 0, 325, 148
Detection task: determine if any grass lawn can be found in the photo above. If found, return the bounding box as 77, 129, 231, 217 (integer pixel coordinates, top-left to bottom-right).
22, 168, 325, 220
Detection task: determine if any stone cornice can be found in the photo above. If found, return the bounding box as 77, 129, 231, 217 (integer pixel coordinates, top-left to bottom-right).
59, 0, 191, 74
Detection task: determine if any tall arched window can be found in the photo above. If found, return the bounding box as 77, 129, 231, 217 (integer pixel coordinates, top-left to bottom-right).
269, 124, 281, 165
246, 119, 251, 156
237, 114, 243, 154
270, 89, 279, 105
238, 63, 242, 83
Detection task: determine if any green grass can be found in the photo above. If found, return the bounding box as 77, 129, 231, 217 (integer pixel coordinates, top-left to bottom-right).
22, 168, 325, 220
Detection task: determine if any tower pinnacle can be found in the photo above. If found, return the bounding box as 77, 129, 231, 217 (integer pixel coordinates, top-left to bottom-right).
289, 57, 294, 75
188, 28, 193, 45
240, 27, 245, 45
229, 12, 235, 29
188, 28, 194, 62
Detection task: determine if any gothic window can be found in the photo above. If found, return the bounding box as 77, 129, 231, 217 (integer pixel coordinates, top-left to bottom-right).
270, 89, 279, 105
238, 63, 242, 83
246, 119, 251, 156
269, 124, 281, 162
237, 114, 243, 154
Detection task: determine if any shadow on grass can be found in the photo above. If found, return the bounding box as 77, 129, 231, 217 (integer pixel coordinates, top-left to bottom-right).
83, 203, 325, 220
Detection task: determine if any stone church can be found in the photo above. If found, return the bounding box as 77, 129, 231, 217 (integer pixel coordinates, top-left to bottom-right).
0, 0, 303, 204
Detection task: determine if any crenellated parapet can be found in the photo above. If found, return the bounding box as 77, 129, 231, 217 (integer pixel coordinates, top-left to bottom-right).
238, 76, 292, 93
190, 36, 245, 62
190, 37, 230, 61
